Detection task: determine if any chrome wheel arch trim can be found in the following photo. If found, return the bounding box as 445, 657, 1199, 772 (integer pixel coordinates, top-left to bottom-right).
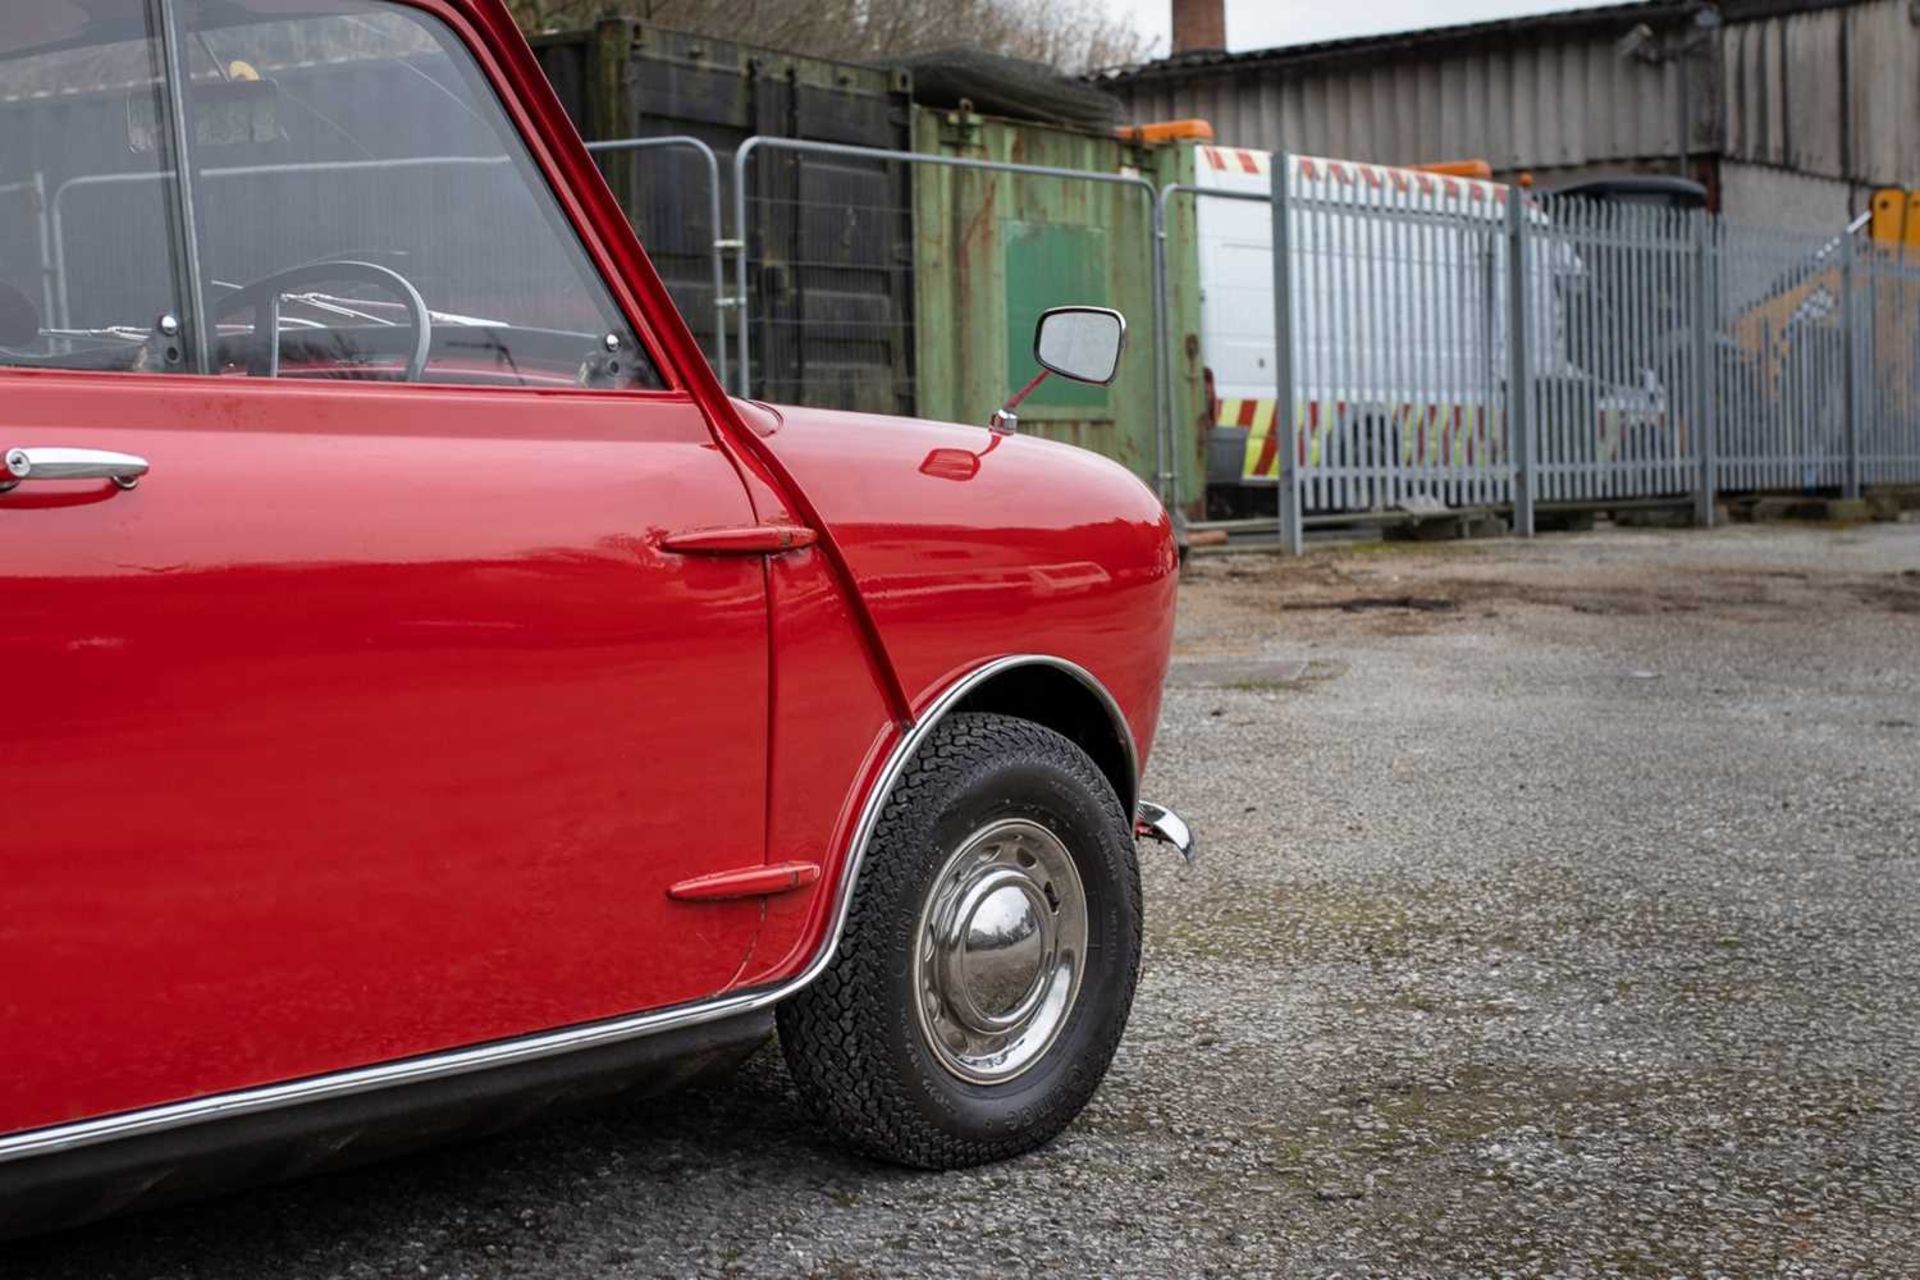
0, 655, 1140, 1167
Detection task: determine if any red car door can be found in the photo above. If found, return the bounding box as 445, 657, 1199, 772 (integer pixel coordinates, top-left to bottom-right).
0, 0, 768, 1135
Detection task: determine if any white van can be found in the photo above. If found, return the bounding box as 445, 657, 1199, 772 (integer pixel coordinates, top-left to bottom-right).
1189, 147, 1666, 516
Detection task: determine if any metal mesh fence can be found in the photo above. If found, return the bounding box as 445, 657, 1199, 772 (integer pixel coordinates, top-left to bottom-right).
589, 137, 728, 386
730, 137, 1168, 495
0, 178, 54, 336
738, 141, 918, 417
10, 96, 1914, 547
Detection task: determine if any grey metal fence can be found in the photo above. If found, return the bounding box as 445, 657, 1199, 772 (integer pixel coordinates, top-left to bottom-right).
1242, 152, 1920, 551
1529, 195, 1708, 513
1712, 218, 1856, 495
1237, 156, 1525, 550
1284, 158, 1518, 519
46, 155, 658, 341
1858, 245, 1920, 487
1156, 179, 1266, 519
11, 116, 1913, 552
730, 136, 923, 420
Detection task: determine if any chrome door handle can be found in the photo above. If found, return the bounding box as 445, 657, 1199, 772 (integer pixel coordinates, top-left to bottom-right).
1, 447, 150, 492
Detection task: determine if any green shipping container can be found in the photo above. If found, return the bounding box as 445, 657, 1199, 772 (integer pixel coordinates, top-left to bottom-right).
521, 20, 1207, 513
910, 109, 1204, 514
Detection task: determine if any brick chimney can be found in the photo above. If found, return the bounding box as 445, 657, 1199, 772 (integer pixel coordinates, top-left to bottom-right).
1171, 0, 1227, 54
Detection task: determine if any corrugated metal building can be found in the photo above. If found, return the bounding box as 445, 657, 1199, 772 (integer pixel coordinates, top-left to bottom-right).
1102, 0, 1920, 228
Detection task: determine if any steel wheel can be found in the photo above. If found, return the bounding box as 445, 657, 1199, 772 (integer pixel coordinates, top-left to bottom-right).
778, 713, 1142, 1168
912, 818, 1087, 1085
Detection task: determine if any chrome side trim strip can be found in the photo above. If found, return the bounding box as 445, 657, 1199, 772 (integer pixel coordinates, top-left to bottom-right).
0, 654, 1138, 1166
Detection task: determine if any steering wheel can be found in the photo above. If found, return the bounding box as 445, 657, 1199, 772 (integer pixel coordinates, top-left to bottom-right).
218, 260, 432, 382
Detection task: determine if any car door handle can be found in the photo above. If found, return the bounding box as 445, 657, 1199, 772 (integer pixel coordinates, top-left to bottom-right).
1, 447, 150, 492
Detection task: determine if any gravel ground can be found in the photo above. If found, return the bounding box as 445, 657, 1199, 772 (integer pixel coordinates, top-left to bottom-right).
7, 522, 1919, 1279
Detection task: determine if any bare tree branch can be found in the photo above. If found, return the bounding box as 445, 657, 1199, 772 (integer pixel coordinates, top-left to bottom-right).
504, 0, 1154, 75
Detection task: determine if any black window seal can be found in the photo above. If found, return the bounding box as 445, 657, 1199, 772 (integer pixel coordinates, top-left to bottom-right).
152, 0, 212, 373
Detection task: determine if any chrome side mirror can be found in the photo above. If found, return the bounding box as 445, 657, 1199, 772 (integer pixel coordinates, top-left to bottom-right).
991, 306, 1128, 434
1036, 306, 1126, 385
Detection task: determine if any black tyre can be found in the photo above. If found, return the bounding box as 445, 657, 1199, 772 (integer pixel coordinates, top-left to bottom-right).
777, 712, 1143, 1168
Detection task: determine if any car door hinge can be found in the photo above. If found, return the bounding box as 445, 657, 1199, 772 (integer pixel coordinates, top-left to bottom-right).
660, 525, 818, 556
667, 862, 823, 902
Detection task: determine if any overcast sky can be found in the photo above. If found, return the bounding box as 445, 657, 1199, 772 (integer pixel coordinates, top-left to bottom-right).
1105, 0, 1607, 55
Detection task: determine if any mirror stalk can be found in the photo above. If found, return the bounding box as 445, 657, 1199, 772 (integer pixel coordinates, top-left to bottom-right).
990, 369, 1052, 435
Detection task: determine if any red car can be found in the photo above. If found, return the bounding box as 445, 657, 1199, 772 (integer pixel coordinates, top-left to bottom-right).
0, 0, 1186, 1234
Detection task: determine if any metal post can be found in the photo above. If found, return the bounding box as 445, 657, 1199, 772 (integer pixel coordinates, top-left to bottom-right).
587, 137, 729, 388
1840, 224, 1862, 499
1270, 153, 1303, 555
1504, 188, 1536, 537
1161, 181, 1279, 539
1692, 212, 1718, 526
29, 174, 54, 336
1150, 196, 1173, 510
1156, 186, 1179, 515
733, 138, 758, 399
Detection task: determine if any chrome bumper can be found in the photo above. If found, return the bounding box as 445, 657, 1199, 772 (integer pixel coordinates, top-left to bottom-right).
1134, 802, 1196, 864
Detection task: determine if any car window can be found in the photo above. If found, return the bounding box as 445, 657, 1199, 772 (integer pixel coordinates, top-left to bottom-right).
179, 0, 660, 390
0, 2, 192, 374
0, 1, 661, 391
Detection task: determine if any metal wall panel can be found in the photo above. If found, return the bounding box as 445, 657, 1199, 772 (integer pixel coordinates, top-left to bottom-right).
1846, 0, 1920, 186
1720, 160, 1860, 229
1722, 0, 1920, 186
1112, 30, 1694, 173
1113, 1, 1916, 204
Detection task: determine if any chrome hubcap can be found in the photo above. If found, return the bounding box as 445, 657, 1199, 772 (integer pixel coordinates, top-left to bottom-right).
913, 819, 1086, 1084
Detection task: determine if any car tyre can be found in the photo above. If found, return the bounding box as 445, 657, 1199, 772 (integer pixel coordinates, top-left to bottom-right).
777, 711, 1143, 1169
